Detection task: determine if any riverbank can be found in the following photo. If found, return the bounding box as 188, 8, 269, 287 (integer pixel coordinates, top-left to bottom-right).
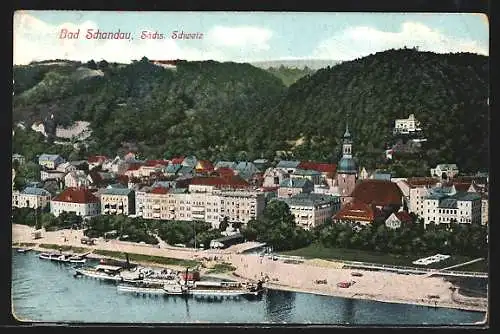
12, 224, 487, 313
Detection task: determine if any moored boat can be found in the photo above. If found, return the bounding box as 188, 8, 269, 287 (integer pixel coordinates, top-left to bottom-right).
117, 282, 166, 295
188, 280, 263, 297
39, 252, 60, 260
74, 264, 124, 281
17, 248, 34, 253
161, 280, 264, 297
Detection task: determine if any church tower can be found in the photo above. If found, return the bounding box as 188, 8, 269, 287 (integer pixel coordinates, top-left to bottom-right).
337, 122, 358, 206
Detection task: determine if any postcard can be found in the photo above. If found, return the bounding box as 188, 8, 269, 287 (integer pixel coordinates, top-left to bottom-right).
12, 10, 489, 326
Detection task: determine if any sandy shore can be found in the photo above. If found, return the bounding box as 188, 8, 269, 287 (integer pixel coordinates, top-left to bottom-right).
12, 224, 487, 313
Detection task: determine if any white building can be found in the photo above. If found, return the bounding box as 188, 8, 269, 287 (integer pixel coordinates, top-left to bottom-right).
393, 114, 422, 134
12, 187, 52, 209
262, 167, 289, 188
100, 188, 135, 216
56, 162, 77, 174
50, 187, 100, 217
38, 154, 65, 170
136, 185, 265, 229
218, 190, 266, 227
422, 190, 482, 227
279, 193, 341, 230
65, 170, 90, 188
384, 211, 413, 229
396, 178, 440, 218
430, 164, 459, 180
40, 170, 66, 182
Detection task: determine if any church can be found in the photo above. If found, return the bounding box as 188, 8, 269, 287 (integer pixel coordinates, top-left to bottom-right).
336, 123, 358, 206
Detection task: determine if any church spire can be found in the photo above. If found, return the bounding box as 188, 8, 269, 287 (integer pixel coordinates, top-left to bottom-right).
344, 122, 350, 138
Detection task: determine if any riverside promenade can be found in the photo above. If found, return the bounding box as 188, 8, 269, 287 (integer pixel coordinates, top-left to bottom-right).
12, 224, 487, 312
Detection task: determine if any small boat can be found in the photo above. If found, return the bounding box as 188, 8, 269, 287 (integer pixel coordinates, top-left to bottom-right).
39, 252, 60, 260
337, 281, 356, 288
17, 248, 33, 253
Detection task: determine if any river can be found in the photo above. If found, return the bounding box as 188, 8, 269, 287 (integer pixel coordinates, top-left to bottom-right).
11, 251, 485, 325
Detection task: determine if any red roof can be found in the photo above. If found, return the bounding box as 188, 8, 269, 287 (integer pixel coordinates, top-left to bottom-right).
453, 182, 473, 192
116, 175, 129, 185
150, 187, 169, 194
171, 157, 185, 165
395, 211, 413, 223
334, 200, 376, 222
351, 179, 403, 207
126, 165, 141, 171
145, 159, 169, 167
215, 167, 235, 177
196, 160, 214, 171
87, 155, 108, 163
190, 176, 250, 189
52, 187, 99, 204
298, 161, 337, 174
406, 177, 440, 188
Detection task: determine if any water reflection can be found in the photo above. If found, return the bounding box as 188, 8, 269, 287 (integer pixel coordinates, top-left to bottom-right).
265, 289, 296, 323
342, 297, 355, 323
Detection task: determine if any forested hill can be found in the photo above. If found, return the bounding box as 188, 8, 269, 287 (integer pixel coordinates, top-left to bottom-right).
13, 57, 286, 160
13, 49, 489, 174
264, 48, 489, 173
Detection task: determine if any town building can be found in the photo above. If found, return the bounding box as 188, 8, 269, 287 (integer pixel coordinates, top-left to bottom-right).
279, 193, 341, 229
350, 179, 403, 211
333, 199, 381, 226
50, 187, 100, 217
38, 154, 65, 170
102, 156, 128, 174
393, 114, 422, 134
336, 124, 358, 205
87, 155, 109, 170
218, 190, 266, 227
253, 159, 269, 171
358, 167, 370, 180
164, 163, 182, 176
195, 160, 215, 174
100, 188, 135, 216
56, 162, 77, 174
396, 177, 440, 218
291, 169, 322, 185
422, 189, 482, 227
277, 178, 314, 198
12, 187, 52, 209
262, 167, 289, 188
234, 161, 259, 181
385, 211, 413, 229
296, 161, 337, 185
276, 160, 301, 174
430, 164, 459, 180
181, 156, 197, 168
64, 170, 90, 188
40, 169, 66, 182
134, 185, 152, 218
137, 184, 264, 228
214, 161, 237, 170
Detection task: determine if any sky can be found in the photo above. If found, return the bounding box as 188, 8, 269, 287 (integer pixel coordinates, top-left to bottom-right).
13, 11, 489, 65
